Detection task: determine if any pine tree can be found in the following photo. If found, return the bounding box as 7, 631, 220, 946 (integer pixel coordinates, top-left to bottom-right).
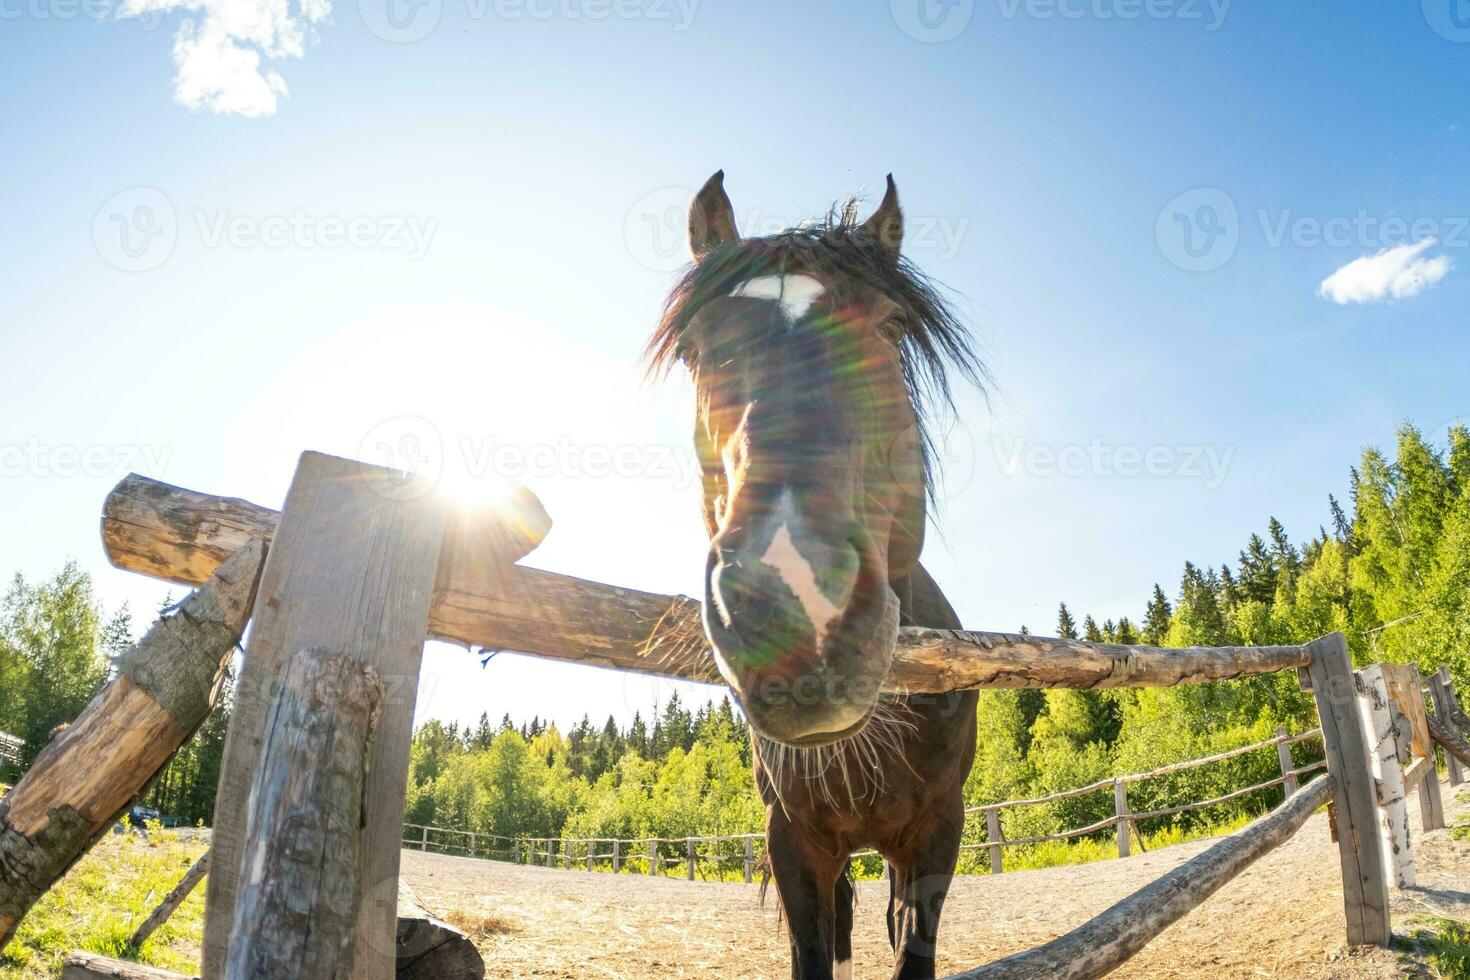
1237, 534, 1276, 603
1082, 615, 1103, 643
1114, 617, 1139, 645
1057, 602, 1078, 640
1142, 584, 1172, 646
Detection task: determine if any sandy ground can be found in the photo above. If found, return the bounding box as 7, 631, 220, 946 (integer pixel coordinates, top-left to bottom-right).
401, 779, 1470, 979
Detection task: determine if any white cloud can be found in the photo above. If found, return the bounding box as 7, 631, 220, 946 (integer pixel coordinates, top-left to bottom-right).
1317, 238, 1453, 305
117, 0, 328, 116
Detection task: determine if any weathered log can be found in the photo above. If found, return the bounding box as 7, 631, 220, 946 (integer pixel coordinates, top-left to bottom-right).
0, 542, 265, 951
945, 775, 1333, 980
223, 649, 385, 980
1305, 634, 1390, 947
205, 454, 446, 980
62, 952, 193, 979
395, 881, 484, 980
129, 852, 209, 951
1428, 711, 1470, 769
101, 473, 1311, 694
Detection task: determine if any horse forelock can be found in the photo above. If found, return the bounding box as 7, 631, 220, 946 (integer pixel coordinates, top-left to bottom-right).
642, 199, 988, 507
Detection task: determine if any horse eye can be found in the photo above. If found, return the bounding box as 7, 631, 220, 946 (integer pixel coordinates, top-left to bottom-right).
880, 316, 906, 344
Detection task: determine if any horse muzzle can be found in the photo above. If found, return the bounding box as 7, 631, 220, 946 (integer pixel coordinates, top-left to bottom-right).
703, 519, 899, 747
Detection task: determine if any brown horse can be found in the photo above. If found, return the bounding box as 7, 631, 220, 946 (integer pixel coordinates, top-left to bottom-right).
645, 172, 984, 979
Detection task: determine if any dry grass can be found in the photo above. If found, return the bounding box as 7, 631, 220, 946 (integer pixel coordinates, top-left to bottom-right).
445, 909, 521, 938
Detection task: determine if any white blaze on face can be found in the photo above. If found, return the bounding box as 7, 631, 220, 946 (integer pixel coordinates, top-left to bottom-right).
730, 274, 826, 324
759, 494, 850, 650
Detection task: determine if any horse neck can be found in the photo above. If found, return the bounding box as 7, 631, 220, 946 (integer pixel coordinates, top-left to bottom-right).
892, 560, 963, 631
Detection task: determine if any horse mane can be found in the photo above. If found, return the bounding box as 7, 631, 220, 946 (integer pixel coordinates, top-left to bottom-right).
642, 198, 988, 504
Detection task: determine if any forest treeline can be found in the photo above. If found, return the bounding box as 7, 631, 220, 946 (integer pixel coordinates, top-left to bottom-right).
1, 423, 1466, 848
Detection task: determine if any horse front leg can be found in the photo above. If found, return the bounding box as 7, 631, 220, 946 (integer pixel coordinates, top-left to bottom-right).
885, 809, 963, 980
767, 807, 844, 980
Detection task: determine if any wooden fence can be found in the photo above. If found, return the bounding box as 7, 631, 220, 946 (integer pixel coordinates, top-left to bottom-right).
2, 455, 1468, 980
398, 725, 1329, 880
0, 731, 22, 769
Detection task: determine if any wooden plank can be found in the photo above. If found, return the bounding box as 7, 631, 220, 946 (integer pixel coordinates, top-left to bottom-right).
0, 543, 265, 951
1357, 665, 1414, 889
1430, 668, 1465, 785
1304, 634, 1390, 947
1275, 727, 1298, 797
102, 474, 1312, 695
129, 852, 210, 950
985, 809, 1004, 875
224, 649, 385, 980
1113, 782, 1130, 859
945, 776, 1332, 979
202, 453, 447, 980
62, 952, 194, 979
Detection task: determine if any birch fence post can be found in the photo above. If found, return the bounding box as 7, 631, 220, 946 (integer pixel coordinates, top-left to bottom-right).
648, 840, 658, 876
744, 837, 755, 884
1357, 664, 1414, 889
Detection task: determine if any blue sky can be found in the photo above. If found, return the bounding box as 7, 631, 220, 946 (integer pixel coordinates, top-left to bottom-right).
2, 0, 1467, 733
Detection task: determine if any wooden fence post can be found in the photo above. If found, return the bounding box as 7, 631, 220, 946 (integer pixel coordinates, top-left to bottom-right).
545, 841, 554, 868
203, 453, 447, 980
1275, 727, 1298, 797
612, 840, 622, 874
985, 809, 1004, 875
587, 842, 595, 872
223, 649, 385, 980
686, 839, 697, 880
743, 837, 755, 884
1431, 667, 1465, 786
648, 840, 658, 876
468, 833, 475, 859
1304, 633, 1390, 947
1114, 781, 1132, 859
420, 827, 429, 853
563, 840, 572, 870
1357, 665, 1415, 889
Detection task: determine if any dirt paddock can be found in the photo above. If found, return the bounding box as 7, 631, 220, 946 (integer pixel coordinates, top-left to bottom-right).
402, 781, 1469, 979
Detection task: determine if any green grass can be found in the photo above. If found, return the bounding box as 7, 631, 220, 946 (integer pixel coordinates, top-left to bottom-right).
1398, 919, 1470, 980
0, 825, 208, 980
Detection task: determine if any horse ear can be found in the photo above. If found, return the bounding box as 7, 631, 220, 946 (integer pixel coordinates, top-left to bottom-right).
857, 174, 903, 253
689, 170, 740, 260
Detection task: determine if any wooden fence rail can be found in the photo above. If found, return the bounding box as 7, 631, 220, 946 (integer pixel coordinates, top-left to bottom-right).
102, 474, 1313, 696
